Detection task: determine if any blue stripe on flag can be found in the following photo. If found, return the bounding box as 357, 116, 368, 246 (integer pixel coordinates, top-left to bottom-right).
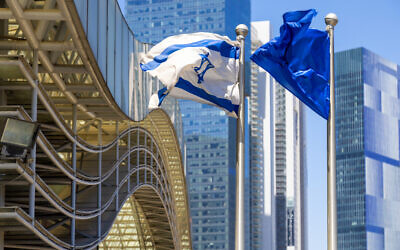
175, 78, 239, 115
141, 39, 239, 71
157, 87, 168, 106
156, 78, 239, 116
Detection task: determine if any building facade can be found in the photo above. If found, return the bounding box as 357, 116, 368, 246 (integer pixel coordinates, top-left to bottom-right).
124, 0, 250, 45
181, 102, 237, 249
251, 21, 275, 250
124, 1, 250, 249
251, 21, 307, 250
336, 48, 400, 250
249, 21, 267, 250
0, 0, 191, 249
273, 80, 307, 250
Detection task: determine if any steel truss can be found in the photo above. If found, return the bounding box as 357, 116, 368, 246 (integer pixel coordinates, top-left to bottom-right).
0, 0, 192, 249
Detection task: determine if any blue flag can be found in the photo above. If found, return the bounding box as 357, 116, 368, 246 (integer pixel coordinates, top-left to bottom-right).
250, 9, 330, 119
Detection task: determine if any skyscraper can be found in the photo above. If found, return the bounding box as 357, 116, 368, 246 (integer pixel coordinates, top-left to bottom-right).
124, 0, 250, 45
249, 21, 268, 250
180, 102, 237, 249
273, 83, 308, 250
124, 1, 250, 249
335, 48, 400, 250
251, 20, 277, 250
251, 21, 307, 250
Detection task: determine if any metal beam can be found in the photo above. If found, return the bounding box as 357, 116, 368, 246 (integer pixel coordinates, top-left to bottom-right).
39, 65, 87, 74
97, 120, 102, 240
71, 104, 76, 246
46, 218, 69, 232
52, 97, 104, 105
0, 82, 98, 92
5, 244, 54, 250
0, 8, 65, 20
5, 202, 58, 213
6, 0, 95, 119
29, 49, 38, 222
0, 40, 75, 51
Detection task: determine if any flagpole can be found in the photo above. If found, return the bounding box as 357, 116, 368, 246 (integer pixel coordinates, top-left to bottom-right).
325, 13, 338, 250
235, 24, 248, 250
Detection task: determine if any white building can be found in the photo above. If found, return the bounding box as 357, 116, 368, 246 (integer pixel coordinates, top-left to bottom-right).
250, 21, 307, 250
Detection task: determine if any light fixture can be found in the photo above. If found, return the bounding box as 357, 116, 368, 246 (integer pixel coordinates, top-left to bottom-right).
0, 117, 40, 160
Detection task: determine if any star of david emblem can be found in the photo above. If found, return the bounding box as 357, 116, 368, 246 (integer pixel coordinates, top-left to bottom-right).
193, 53, 215, 84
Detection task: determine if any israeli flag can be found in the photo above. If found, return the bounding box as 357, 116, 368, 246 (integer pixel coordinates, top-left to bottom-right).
140, 32, 240, 117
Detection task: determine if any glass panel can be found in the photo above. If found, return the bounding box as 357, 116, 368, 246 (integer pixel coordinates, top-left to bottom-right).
76, 0, 88, 33
134, 39, 140, 119
106, 0, 116, 95
122, 24, 129, 114
128, 33, 134, 117
97, 0, 108, 77
87, 0, 98, 59
114, 10, 122, 107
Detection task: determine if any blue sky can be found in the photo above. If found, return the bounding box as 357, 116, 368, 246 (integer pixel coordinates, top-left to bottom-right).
251, 0, 400, 249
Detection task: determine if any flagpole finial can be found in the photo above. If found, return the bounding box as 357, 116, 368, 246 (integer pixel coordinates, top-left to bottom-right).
235, 24, 249, 38
325, 13, 338, 27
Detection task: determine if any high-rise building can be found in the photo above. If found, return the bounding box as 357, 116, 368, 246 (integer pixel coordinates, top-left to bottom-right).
251, 21, 307, 250
250, 20, 278, 250
335, 48, 400, 250
273, 82, 308, 250
273, 79, 307, 250
249, 21, 268, 250
124, 1, 250, 249
181, 102, 237, 249
124, 0, 249, 45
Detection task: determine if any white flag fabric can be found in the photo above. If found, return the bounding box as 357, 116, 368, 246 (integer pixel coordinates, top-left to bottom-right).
140, 32, 240, 117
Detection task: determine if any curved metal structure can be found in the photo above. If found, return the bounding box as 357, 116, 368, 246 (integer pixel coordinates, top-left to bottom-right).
0, 0, 191, 249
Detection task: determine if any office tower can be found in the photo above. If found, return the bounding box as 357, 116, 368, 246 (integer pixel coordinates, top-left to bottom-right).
181, 102, 237, 249
124, 0, 250, 45
273, 81, 307, 250
335, 48, 400, 250
249, 21, 268, 250
124, 1, 250, 249
273, 82, 308, 250
251, 21, 307, 250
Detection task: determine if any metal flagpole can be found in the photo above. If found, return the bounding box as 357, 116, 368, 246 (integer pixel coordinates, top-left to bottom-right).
235, 24, 248, 250
325, 13, 338, 250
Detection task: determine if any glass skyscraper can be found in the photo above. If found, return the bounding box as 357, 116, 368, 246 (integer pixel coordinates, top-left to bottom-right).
124, 0, 250, 45
251, 21, 275, 250
336, 48, 400, 249
181, 102, 237, 249
124, 0, 250, 249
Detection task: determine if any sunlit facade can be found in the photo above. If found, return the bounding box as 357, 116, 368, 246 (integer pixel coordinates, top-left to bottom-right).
336, 48, 400, 250
273, 81, 307, 250
250, 21, 267, 250
0, 0, 191, 249
251, 21, 308, 250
